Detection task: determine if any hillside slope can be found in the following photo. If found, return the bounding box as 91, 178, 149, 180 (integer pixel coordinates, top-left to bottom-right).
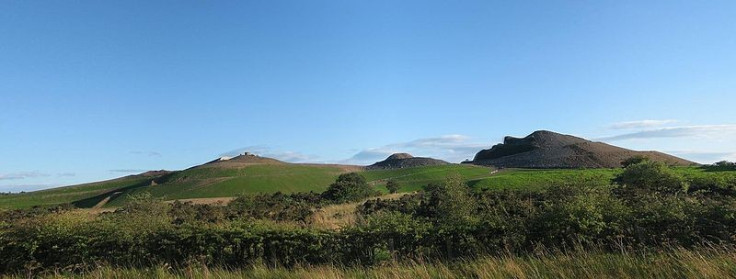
0, 154, 493, 209
367, 153, 450, 170
471, 130, 695, 168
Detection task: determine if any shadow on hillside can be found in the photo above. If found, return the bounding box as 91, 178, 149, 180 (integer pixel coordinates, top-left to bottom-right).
701, 166, 736, 172
72, 172, 178, 208
71, 180, 151, 208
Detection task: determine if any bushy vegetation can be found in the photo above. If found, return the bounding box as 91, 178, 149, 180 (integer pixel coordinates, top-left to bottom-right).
385, 180, 400, 193
320, 173, 378, 203
1, 163, 736, 276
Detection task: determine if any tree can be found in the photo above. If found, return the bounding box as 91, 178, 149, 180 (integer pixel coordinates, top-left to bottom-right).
419, 173, 475, 227
621, 155, 650, 168
386, 180, 400, 194
614, 160, 688, 195
321, 172, 378, 203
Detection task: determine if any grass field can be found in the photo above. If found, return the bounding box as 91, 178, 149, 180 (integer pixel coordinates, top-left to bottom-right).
2, 164, 734, 209
468, 168, 620, 190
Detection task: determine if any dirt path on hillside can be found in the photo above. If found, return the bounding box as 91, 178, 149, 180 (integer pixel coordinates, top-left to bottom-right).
92, 192, 122, 208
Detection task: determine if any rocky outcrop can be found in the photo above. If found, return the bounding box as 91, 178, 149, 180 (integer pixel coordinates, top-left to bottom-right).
367, 153, 450, 170
471, 130, 695, 168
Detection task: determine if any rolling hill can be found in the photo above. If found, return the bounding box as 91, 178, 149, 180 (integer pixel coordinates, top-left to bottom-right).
471, 130, 695, 168
366, 153, 450, 170
0, 131, 705, 209
0, 153, 494, 209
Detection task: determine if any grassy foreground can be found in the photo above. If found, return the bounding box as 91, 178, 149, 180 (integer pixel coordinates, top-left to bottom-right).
6, 246, 736, 279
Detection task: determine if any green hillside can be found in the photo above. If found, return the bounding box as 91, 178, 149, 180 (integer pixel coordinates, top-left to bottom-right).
0, 176, 152, 209
2, 162, 733, 210
469, 168, 620, 190
0, 163, 494, 209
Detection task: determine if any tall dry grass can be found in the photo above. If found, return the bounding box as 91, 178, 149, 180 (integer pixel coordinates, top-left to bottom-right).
8, 245, 736, 279
311, 192, 409, 230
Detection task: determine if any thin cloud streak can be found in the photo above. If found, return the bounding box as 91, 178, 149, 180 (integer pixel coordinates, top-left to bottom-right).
609, 120, 678, 130
109, 169, 148, 173
599, 125, 736, 141
344, 135, 488, 165
130, 151, 162, 157
667, 151, 736, 164
0, 171, 50, 180
0, 183, 60, 193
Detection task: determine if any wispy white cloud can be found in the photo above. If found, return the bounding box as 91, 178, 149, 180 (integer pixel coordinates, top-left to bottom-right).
608, 119, 678, 130
599, 125, 736, 141
343, 135, 487, 165
0, 183, 60, 193
220, 145, 319, 163
0, 171, 50, 180
667, 151, 736, 164
130, 151, 162, 157
57, 172, 76, 177
109, 169, 148, 173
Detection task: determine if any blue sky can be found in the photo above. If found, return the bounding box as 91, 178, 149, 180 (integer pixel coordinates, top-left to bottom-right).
2, 1, 736, 192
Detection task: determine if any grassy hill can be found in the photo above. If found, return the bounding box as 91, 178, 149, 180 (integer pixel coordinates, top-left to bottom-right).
2, 160, 733, 210
0, 162, 495, 209
0, 176, 152, 209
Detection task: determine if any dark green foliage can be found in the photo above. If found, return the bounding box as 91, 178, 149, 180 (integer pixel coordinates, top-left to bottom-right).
417, 174, 476, 227
702, 161, 736, 172
359, 194, 422, 216
688, 175, 736, 196
613, 161, 688, 196
0, 204, 73, 224
621, 155, 650, 168
226, 192, 319, 223
386, 180, 400, 194
321, 173, 378, 203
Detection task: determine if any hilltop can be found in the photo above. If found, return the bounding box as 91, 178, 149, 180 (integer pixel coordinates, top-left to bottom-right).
471, 130, 695, 168
366, 153, 450, 170
200, 152, 287, 168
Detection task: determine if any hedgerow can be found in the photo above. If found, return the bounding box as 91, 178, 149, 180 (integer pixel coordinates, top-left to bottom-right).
2, 163, 736, 275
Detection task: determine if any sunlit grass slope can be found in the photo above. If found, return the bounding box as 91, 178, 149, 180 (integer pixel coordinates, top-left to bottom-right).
2, 164, 733, 209
0, 176, 151, 209
106, 164, 494, 207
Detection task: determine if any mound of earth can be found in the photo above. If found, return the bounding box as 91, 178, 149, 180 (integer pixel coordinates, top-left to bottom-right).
367, 153, 450, 170
471, 130, 695, 168
200, 152, 286, 168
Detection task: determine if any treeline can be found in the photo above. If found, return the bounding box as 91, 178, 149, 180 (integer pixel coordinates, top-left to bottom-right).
1, 161, 735, 275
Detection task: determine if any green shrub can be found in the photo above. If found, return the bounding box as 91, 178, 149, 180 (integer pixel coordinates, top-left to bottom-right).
321, 173, 378, 203
614, 161, 688, 196
621, 155, 650, 168
386, 180, 400, 194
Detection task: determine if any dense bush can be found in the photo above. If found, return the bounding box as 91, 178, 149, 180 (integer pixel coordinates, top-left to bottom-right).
226, 191, 320, 223
613, 161, 688, 196
621, 155, 650, 168
321, 173, 378, 203
386, 180, 400, 193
